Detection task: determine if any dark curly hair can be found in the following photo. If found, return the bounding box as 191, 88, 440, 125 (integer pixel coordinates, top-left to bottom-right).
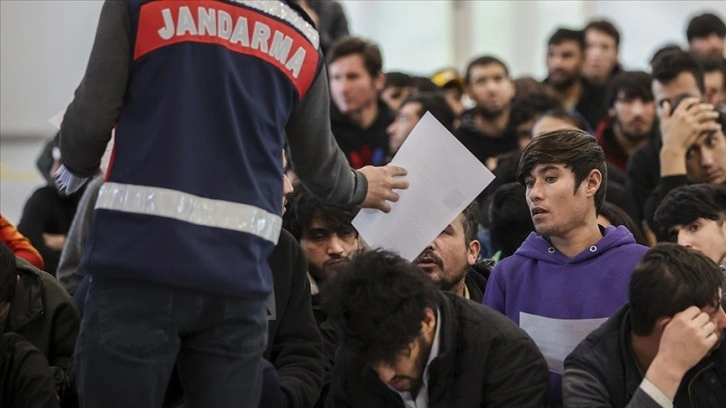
322, 249, 441, 365
629, 243, 723, 336
282, 184, 359, 241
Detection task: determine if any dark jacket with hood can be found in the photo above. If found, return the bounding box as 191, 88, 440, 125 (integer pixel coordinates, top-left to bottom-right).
3, 257, 80, 399
326, 292, 550, 407
330, 99, 393, 168
0, 332, 59, 408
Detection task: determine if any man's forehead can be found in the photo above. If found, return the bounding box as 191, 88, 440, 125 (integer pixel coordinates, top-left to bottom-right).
549, 41, 581, 53
652, 73, 702, 102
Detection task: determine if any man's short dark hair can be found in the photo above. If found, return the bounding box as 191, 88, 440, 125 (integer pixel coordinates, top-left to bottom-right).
489, 182, 534, 257
535, 108, 590, 132
412, 77, 441, 93
0, 242, 17, 306
585, 20, 620, 47
517, 129, 608, 213
687, 12, 726, 42
508, 91, 564, 131
548, 28, 585, 51
651, 50, 705, 95
461, 201, 480, 245
283, 185, 358, 241
465, 55, 510, 85
399, 92, 456, 132
606, 71, 654, 108
653, 184, 726, 242
384, 72, 414, 89
326, 36, 383, 78
322, 249, 441, 364
629, 243, 723, 336
700, 56, 726, 84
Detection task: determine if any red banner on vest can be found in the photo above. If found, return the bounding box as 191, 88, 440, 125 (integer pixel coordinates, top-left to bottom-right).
134, 1, 319, 97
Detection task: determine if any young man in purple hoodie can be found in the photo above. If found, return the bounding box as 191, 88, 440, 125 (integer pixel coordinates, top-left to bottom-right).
483, 129, 649, 408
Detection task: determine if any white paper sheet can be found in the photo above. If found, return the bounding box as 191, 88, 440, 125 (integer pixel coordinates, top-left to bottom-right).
519, 312, 608, 374
352, 111, 495, 261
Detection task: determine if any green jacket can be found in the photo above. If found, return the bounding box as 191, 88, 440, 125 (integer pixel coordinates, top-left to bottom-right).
5, 257, 80, 397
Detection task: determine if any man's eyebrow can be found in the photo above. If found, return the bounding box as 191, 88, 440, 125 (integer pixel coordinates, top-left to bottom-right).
536, 165, 560, 174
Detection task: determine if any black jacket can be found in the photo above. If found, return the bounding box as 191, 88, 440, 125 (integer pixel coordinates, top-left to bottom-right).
326, 292, 549, 407
330, 99, 393, 167
564, 304, 726, 407
17, 185, 85, 275
465, 262, 490, 303
0, 332, 59, 408
455, 109, 519, 166
4, 258, 79, 399
266, 229, 326, 408
626, 136, 662, 223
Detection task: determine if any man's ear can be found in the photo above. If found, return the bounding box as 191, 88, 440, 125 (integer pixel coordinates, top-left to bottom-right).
654, 316, 672, 337
584, 169, 603, 198
421, 307, 436, 334
467, 240, 481, 266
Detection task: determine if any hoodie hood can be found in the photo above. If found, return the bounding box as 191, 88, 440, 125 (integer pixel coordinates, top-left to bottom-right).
514, 225, 638, 265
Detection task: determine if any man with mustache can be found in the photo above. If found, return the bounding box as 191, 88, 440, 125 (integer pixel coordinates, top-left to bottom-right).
324, 249, 549, 407
564, 243, 726, 408
594, 71, 658, 173
483, 129, 649, 408
283, 187, 360, 326
413, 202, 489, 302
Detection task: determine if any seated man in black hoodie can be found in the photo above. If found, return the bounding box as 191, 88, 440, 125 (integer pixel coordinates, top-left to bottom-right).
323, 249, 549, 407
0, 242, 79, 404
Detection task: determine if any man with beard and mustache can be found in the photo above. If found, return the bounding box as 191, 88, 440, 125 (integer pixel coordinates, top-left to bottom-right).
323, 249, 549, 407
455, 56, 519, 167
564, 243, 726, 408
595, 71, 658, 173
544, 28, 608, 130
413, 202, 490, 302
283, 186, 360, 326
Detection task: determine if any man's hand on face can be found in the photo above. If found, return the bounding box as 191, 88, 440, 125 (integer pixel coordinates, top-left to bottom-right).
645, 306, 719, 400
660, 98, 720, 155
659, 98, 721, 177
358, 165, 409, 213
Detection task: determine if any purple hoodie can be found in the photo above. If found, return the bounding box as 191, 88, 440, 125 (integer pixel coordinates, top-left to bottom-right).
483, 225, 648, 408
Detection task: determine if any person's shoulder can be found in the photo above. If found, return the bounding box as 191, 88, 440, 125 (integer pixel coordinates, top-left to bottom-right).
26, 185, 58, 202
447, 293, 524, 338
565, 307, 627, 386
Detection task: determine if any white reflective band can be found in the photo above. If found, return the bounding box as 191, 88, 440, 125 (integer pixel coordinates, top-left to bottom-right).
96, 182, 282, 244
233, 0, 320, 49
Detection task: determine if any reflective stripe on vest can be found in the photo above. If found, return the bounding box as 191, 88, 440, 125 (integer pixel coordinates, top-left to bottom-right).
233, 0, 319, 49
96, 182, 282, 244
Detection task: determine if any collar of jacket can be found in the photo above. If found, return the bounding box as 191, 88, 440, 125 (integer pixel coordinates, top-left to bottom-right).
7, 257, 45, 332
615, 306, 646, 402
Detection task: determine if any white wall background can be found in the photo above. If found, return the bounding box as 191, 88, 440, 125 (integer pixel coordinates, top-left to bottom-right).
1, 0, 104, 139
1, 0, 726, 138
